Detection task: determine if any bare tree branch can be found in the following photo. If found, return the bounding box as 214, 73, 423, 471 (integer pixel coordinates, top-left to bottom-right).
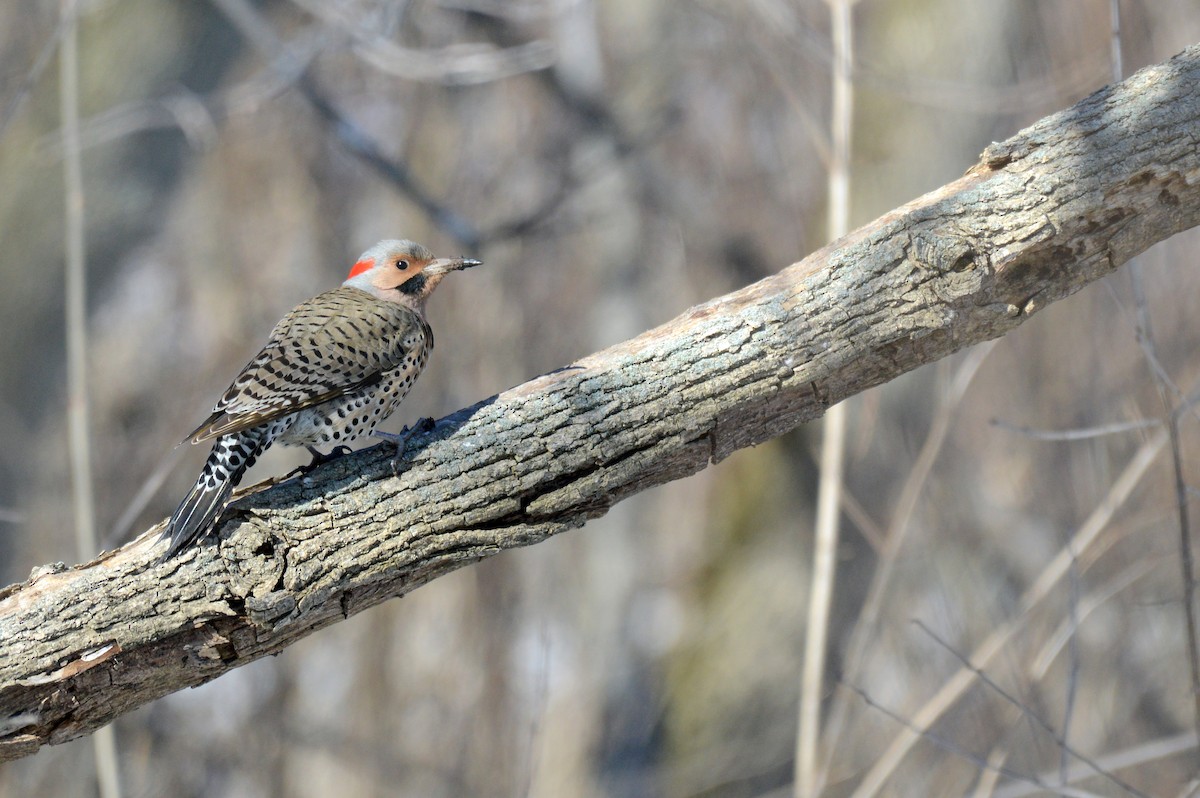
2, 41, 1200, 764
288, 0, 556, 86
209, 0, 484, 248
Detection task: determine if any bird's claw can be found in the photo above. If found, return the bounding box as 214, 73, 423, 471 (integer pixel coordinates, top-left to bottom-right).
376, 417, 437, 477
283, 445, 354, 480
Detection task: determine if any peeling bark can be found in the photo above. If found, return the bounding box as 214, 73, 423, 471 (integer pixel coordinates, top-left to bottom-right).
3, 42, 1200, 763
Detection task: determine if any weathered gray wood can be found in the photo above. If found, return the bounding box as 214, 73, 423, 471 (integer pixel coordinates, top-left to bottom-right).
3, 42, 1200, 763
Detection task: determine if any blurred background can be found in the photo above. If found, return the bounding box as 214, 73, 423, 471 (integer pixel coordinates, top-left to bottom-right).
2, 0, 1200, 795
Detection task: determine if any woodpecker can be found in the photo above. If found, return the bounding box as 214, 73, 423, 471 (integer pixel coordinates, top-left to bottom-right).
160, 239, 481, 560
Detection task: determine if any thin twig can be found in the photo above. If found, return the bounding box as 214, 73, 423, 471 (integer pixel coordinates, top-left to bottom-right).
60, 0, 93, 587
1100, 280, 1192, 411
0, 15, 67, 142
737, 0, 1110, 116
796, 3, 854, 796
1168, 408, 1200, 747
1030, 558, 1157, 678
1110, 0, 1123, 81
1062, 535, 1082, 785
1112, 268, 1200, 783
1126, 224, 1200, 774
59, 2, 121, 796
819, 342, 995, 791
972, 745, 1013, 798
476, 14, 680, 243
1116, 0, 1200, 753
994, 732, 1197, 798
840, 682, 1107, 798
990, 418, 1159, 441
38, 87, 221, 157
839, 489, 884, 553
913, 619, 1147, 797
849, 428, 1168, 797
208, 0, 482, 248
287, 0, 555, 86
105, 447, 182, 549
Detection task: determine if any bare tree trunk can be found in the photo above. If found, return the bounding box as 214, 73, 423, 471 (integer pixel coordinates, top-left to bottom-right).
2, 41, 1199, 764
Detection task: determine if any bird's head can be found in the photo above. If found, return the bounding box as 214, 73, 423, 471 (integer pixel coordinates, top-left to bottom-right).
343, 239, 481, 307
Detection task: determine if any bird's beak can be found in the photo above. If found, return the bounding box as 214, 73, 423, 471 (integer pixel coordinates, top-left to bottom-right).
425, 257, 483, 276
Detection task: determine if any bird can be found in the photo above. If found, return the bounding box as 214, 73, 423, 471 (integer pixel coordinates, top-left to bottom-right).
159, 239, 481, 561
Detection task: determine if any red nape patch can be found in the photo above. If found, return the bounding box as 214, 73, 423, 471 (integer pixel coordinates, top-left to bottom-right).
347, 258, 374, 279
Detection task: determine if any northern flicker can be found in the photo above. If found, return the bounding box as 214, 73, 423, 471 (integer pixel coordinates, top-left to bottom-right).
160, 239, 481, 560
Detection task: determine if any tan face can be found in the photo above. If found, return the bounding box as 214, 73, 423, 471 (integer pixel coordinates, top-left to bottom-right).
344, 239, 481, 303
347, 243, 435, 293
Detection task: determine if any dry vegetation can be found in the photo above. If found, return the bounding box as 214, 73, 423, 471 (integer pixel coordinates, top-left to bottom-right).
2, 1, 1200, 796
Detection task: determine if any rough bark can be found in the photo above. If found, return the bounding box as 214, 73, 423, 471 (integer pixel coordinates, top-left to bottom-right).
3, 43, 1200, 763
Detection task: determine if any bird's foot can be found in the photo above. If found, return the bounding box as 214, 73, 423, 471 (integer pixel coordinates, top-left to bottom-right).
283, 445, 354, 480
376, 417, 437, 476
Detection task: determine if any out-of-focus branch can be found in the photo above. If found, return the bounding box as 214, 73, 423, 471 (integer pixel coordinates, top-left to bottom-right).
467, 7, 682, 241
41, 3, 638, 248
288, 0, 556, 86
0, 14, 67, 142
58, 2, 122, 795
3, 42, 1200, 765
209, 0, 483, 248
799, 1, 855, 796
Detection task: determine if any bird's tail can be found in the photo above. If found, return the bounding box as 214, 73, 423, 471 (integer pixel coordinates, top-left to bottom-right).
159, 430, 269, 561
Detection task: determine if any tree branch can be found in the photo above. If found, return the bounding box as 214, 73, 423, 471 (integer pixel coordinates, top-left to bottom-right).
3, 42, 1200, 763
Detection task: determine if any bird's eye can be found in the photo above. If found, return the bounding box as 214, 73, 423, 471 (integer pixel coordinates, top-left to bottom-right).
396, 259, 409, 270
